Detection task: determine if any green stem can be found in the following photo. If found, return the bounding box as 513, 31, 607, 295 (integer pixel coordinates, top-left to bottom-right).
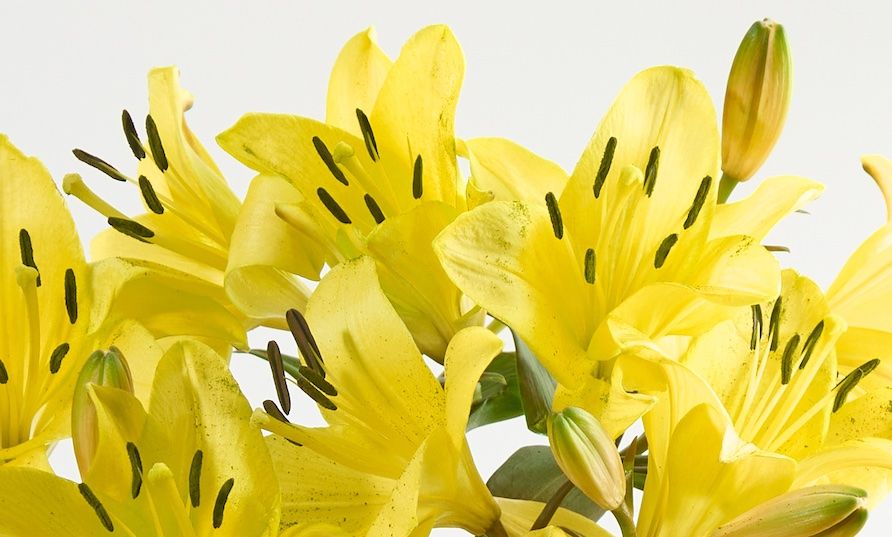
530, 479, 576, 530
485, 518, 510, 537
487, 317, 507, 335
717, 172, 739, 203
612, 502, 637, 537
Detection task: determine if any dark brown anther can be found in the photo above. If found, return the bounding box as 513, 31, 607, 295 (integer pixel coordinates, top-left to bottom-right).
286, 308, 325, 377
412, 154, 423, 199
138, 175, 165, 214
364, 193, 385, 224
684, 176, 712, 229
654, 233, 678, 268
64, 268, 78, 324
316, 187, 352, 224
545, 192, 563, 239
267, 340, 291, 414
145, 114, 169, 172
593, 137, 617, 199
213, 478, 235, 528
356, 108, 379, 161
72, 149, 129, 182
643, 146, 660, 197
18, 228, 41, 287
312, 136, 349, 185
121, 109, 146, 160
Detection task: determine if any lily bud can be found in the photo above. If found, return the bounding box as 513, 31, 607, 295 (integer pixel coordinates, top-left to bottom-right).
711, 485, 868, 537
546, 407, 624, 511
72, 347, 135, 477
721, 19, 792, 185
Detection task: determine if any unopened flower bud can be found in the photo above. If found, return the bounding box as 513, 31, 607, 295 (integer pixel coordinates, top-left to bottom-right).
721, 19, 792, 186
712, 484, 868, 537
72, 347, 134, 477
547, 407, 624, 511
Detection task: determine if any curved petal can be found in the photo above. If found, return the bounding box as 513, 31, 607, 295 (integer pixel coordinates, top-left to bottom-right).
443, 327, 503, 446
326, 27, 392, 134
682, 235, 780, 305
828, 223, 892, 334
371, 24, 463, 205
496, 498, 612, 537
459, 137, 569, 202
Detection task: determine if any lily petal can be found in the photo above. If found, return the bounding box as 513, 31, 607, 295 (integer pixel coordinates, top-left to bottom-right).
496, 497, 612, 537
443, 326, 503, 446
326, 27, 392, 134
459, 137, 569, 202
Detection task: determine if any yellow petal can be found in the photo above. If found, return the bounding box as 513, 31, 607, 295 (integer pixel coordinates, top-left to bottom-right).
835, 327, 892, 390
496, 498, 612, 537
683, 235, 780, 305
829, 387, 892, 445
443, 326, 503, 445
459, 137, 569, 202
435, 201, 592, 387
795, 438, 892, 488
861, 154, 892, 222
0, 467, 111, 535
560, 66, 720, 252
710, 175, 823, 240
326, 27, 393, 134
370, 25, 463, 205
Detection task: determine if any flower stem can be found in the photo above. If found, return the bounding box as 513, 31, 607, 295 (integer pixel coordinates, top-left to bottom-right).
530, 478, 576, 530
612, 503, 637, 537
487, 317, 507, 335
486, 518, 510, 537
717, 172, 739, 203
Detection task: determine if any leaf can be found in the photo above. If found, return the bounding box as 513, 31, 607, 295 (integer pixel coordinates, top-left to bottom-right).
514, 330, 557, 434
487, 445, 605, 521
467, 352, 524, 430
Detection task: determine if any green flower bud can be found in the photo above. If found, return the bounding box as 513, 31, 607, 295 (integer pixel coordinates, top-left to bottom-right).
546, 407, 624, 511
72, 347, 134, 477
712, 485, 868, 537
721, 19, 792, 185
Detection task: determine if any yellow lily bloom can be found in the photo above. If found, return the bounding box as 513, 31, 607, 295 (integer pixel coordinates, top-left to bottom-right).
0, 340, 280, 536
255, 256, 505, 535
435, 66, 819, 436
67, 66, 256, 350
217, 26, 565, 360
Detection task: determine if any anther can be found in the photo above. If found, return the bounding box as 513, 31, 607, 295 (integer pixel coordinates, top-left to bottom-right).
584, 248, 596, 284
684, 176, 712, 229
286, 308, 325, 377
108, 217, 155, 242
121, 109, 146, 160
0, 360, 7, 384
356, 108, 379, 161
145, 114, 169, 172
593, 137, 617, 199
316, 187, 352, 224
263, 399, 290, 423
18, 229, 41, 287
799, 320, 824, 370
297, 377, 338, 411
126, 442, 143, 499
312, 136, 349, 185
298, 365, 337, 397
833, 359, 880, 412
545, 192, 564, 239
267, 340, 291, 414
49, 342, 70, 374
213, 478, 235, 529
78, 483, 114, 532
412, 155, 424, 199
768, 297, 782, 351
189, 450, 203, 507
138, 175, 164, 214
643, 146, 660, 197
364, 193, 386, 224
654, 233, 678, 269
64, 268, 78, 324
750, 304, 763, 350
72, 149, 130, 182
780, 334, 801, 385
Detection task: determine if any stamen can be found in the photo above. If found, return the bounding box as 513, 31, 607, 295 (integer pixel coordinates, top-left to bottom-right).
126, 442, 143, 499
750, 304, 763, 350
121, 110, 146, 160
0, 359, 7, 384
780, 334, 801, 385
297, 377, 338, 411
316, 187, 352, 224
584, 248, 596, 284
684, 176, 712, 229
18, 229, 41, 287
49, 342, 70, 374
64, 269, 77, 324
799, 320, 825, 370
108, 216, 155, 242
356, 108, 379, 161
263, 399, 290, 423
593, 137, 617, 198
833, 359, 881, 412
412, 155, 423, 199
72, 149, 129, 182
312, 136, 349, 186
545, 192, 564, 239
298, 365, 337, 397
78, 483, 114, 532
144, 114, 169, 172
654, 233, 678, 269
364, 193, 386, 224
267, 340, 291, 414
768, 297, 782, 351
63, 174, 127, 220
213, 478, 235, 529
189, 449, 203, 507
643, 146, 660, 197
138, 175, 165, 214
286, 308, 325, 377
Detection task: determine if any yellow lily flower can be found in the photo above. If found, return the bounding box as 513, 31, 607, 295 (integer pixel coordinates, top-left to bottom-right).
255, 256, 505, 535
217, 26, 565, 360
66, 66, 256, 349
0, 340, 280, 536
435, 66, 819, 436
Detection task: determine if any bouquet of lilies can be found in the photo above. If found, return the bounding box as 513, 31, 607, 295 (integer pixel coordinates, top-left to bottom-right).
0, 18, 889, 537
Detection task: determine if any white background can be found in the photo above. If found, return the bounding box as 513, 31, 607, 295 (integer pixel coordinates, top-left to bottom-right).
2, 0, 891, 534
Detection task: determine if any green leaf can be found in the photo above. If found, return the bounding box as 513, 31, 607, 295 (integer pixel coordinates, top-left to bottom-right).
513, 330, 557, 434
467, 352, 524, 430
487, 445, 605, 521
